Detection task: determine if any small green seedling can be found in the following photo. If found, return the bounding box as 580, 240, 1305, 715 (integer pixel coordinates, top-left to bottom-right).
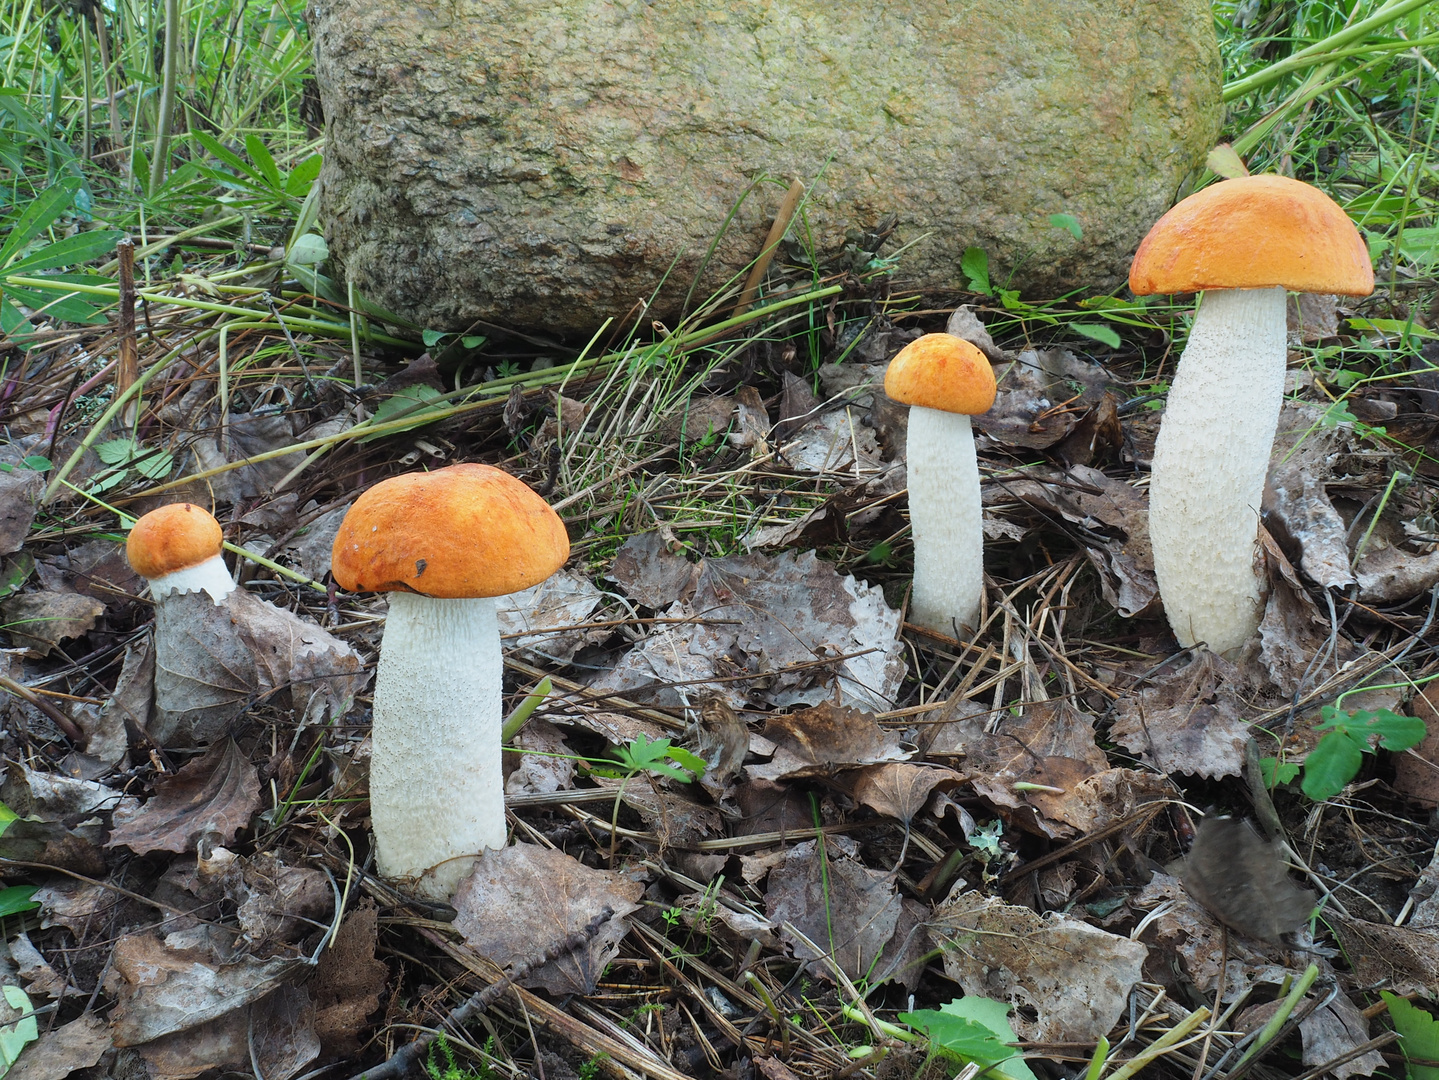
1299, 705, 1426, 802
899, 997, 1037, 1080
589, 734, 706, 784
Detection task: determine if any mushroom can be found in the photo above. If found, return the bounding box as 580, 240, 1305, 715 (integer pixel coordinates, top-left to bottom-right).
330, 463, 569, 896
884, 333, 998, 638
126, 502, 235, 603
1129, 174, 1372, 656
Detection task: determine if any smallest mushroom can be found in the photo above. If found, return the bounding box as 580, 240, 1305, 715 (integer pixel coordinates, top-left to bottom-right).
126, 502, 234, 603
884, 333, 997, 638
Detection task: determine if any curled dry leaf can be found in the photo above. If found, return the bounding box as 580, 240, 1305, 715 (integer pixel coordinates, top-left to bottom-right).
108, 739, 261, 854
972, 348, 1111, 451
1263, 420, 1354, 589
1180, 817, 1315, 944
504, 718, 575, 796
926, 890, 1147, 1042
0, 591, 104, 657
452, 843, 643, 996
137, 985, 320, 1080
747, 701, 908, 782
765, 839, 902, 982
1297, 993, 1386, 1080
109, 932, 301, 1045
850, 763, 961, 824
496, 568, 605, 663
308, 901, 387, 1057
151, 587, 366, 747
1110, 651, 1250, 780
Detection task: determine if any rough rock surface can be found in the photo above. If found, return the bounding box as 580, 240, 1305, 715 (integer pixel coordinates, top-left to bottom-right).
309, 0, 1221, 337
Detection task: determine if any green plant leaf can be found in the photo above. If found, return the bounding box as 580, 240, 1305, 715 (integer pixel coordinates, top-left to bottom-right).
1206, 143, 1250, 178
961, 247, 992, 296
3, 229, 121, 276
1383, 991, 1439, 1080
1071, 323, 1120, 348
0, 177, 80, 268
132, 449, 175, 480
94, 438, 137, 466
285, 153, 323, 196
422, 328, 448, 347
1300, 729, 1365, 801
1048, 213, 1083, 239
0, 885, 37, 919
0, 983, 38, 1069
19, 457, 50, 472
244, 134, 284, 192
901, 997, 1037, 1080
1259, 756, 1301, 787
287, 232, 329, 266
359, 385, 447, 442
0, 800, 18, 838
1347, 707, 1426, 751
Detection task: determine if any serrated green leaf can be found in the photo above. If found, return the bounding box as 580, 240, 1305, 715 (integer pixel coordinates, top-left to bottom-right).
1353, 708, 1427, 751
1383, 992, 1439, 1080
94, 439, 136, 465
1071, 323, 1120, 348
901, 997, 1037, 1080
961, 247, 991, 296
1301, 729, 1365, 801
132, 449, 174, 480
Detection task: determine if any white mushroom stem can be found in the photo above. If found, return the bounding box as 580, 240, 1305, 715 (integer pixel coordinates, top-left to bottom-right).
149, 553, 235, 604
905, 405, 985, 638
1148, 286, 1287, 657
370, 590, 503, 897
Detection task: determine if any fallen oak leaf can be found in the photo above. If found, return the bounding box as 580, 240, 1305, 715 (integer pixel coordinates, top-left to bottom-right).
850, 762, 961, 825
108, 739, 260, 854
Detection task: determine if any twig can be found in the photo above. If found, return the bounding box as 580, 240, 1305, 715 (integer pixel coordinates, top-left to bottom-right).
0, 674, 85, 743
344, 907, 614, 1080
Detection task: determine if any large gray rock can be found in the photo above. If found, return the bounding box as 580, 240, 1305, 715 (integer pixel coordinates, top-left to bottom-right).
310, 0, 1221, 338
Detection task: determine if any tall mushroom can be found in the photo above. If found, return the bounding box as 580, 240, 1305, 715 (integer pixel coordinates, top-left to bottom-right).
1130, 174, 1372, 656
884, 333, 997, 638
127, 502, 235, 603
331, 463, 569, 897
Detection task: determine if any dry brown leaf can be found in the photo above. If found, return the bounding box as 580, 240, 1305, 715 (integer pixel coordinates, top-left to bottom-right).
7, 1013, 109, 1080
765, 839, 903, 982
137, 984, 320, 1080
496, 569, 605, 663
109, 932, 300, 1045
308, 901, 387, 1057
1, 591, 104, 656
1393, 686, 1439, 808
1354, 542, 1439, 603
151, 586, 366, 746
233, 853, 332, 952
593, 549, 905, 714
606, 531, 697, 609
972, 349, 1110, 451
504, 718, 576, 796
0, 468, 42, 556
926, 890, 1147, 1041
851, 763, 961, 824
1180, 817, 1315, 943
10, 931, 73, 1000
1332, 916, 1439, 996
941, 698, 1108, 837
1263, 423, 1354, 589
748, 701, 908, 782
1298, 993, 1386, 1080
1134, 873, 1294, 996
1110, 652, 1250, 779
33, 879, 113, 933
592, 777, 725, 849
108, 740, 261, 854
452, 843, 644, 996
1052, 768, 1178, 834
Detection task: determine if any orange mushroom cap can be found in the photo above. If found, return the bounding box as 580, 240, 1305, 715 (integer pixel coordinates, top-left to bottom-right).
1129, 175, 1373, 297
127, 503, 224, 579
884, 334, 997, 416
331, 463, 570, 598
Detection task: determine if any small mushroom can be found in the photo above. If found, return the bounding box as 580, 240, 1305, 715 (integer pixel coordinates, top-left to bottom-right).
126, 502, 234, 603
884, 333, 997, 638
331, 463, 569, 897
1130, 175, 1372, 656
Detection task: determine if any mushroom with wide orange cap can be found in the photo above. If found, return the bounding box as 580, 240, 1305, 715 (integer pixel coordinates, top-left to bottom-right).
126, 502, 234, 603
331, 462, 569, 896
884, 333, 997, 638
1130, 174, 1373, 657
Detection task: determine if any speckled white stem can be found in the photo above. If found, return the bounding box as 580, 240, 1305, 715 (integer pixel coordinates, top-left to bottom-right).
1149, 286, 1287, 657
149, 553, 235, 604
905, 406, 985, 638
370, 591, 503, 897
